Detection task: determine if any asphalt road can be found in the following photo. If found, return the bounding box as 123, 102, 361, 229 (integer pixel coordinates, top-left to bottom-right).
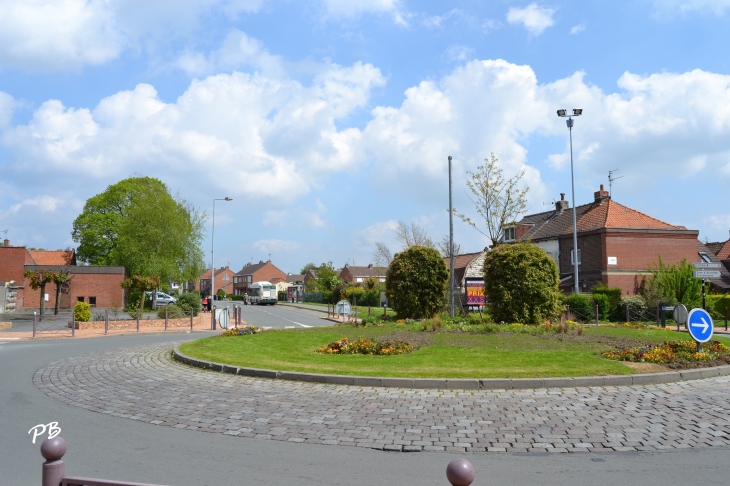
3, 333, 730, 485
221, 302, 333, 328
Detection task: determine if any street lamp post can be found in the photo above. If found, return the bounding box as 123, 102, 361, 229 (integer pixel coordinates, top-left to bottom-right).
448, 156, 455, 318
557, 109, 583, 294
211, 197, 232, 330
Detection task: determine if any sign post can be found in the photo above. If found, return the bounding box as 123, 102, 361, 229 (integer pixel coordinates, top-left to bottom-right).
336, 300, 352, 324
380, 292, 388, 318
687, 308, 714, 353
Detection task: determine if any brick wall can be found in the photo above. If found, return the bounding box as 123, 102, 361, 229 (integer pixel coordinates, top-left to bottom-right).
24, 273, 126, 310
0, 247, 33, 310
199, 267, 235, 296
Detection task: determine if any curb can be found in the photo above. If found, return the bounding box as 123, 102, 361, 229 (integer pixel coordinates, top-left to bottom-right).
172, 346, 730, 389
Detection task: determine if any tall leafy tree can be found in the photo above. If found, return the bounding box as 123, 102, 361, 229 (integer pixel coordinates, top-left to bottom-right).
72, 177, 168, 265
456, 153, 529, 248
120, 274, 161, 318
71, 177, 206, 290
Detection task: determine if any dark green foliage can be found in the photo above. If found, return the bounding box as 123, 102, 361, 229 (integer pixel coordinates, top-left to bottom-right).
157, 304, 185, 319
386, 245, 449, 319
484, 243, 562, 323
592, 294, 611, 320
566, 293, 592, 314
592, 283, 622, 308
645, 257, 701, 308
177, 292, 202, 316
713, 296, 730, 316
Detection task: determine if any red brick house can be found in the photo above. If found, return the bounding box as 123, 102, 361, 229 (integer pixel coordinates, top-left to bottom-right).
0, 239, 126, 311
443, 250, 488, 290
704, 237, 730, 292
198, 266, 235, 296
512, 186, 702, 295
339, 263, 388, 284
233, 260, 286, 296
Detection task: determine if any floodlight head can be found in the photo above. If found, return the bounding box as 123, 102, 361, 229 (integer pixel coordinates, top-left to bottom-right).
224, 197, 233, 201
557, 109, 567, 117
572, 108, 583, 116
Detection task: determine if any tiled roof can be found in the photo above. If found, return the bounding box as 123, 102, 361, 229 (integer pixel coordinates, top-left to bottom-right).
343, 265, 388, 277
286, 274, 305, 283
706, 240, 730, 260
518, 199, 685, 241
443, 251, 486, 286
28, 249, 76, 266
235, 261, 269, 276
697, 241, 730, 290
200, 267, 232, 280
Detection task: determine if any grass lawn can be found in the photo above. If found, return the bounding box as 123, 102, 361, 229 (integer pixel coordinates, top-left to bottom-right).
178, 324, 729, 378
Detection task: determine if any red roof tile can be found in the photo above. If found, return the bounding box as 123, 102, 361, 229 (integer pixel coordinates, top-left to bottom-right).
28, 249, 75, 266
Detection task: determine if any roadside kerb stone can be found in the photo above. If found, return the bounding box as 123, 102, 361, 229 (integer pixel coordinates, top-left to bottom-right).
172, 347, 730, 390
36, 343, 730, 455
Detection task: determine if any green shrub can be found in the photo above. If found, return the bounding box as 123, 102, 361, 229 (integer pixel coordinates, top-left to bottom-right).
713, 295, 730, 316
484, 243, 562, 323
176, 292, 202, 317
592, 293, 611, 320
386, 245, 449, 319
74, 301, 91, 322
566, 293, 592, 314
157, 305, 185, 319
620, 295, 646, 314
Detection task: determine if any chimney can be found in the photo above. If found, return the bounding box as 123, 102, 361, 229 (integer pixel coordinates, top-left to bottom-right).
555, 193, 569, 213
2, 239, 8, 247
594, 184, 610, 204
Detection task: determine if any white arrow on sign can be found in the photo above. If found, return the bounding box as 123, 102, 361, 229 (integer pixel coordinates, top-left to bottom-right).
691, 317, 710, 333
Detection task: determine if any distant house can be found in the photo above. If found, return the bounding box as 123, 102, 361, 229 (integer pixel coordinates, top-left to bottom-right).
443, 250, 488, 290
339, 263, 387, 284
702, 237, 730, 293
0, 238, 126, 311
512, 185, 702, 295
199, 266, 236, 296
285, 273, 305, 301
233, 260, 286, 296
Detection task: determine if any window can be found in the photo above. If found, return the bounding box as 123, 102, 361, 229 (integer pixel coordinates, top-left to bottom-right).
699, 252, 712, 263
77, 296, 84, 303
223, 274, 230, 281
571, 249, 582, 265
503, 226, 516, 242
89, 296, 97, 306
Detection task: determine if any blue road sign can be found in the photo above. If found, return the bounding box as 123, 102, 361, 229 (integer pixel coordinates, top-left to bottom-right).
687, 308, 713, 343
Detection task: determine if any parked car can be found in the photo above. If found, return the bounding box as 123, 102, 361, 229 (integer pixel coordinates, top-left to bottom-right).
145, 292, 177, 305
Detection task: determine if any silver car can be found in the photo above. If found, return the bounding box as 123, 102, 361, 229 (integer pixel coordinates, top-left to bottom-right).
146, 291, 177, 305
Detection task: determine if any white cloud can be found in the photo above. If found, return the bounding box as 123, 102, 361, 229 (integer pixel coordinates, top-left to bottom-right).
446, 45, 475, 62
0, 92, 16, 128
175, 29, 285, 77
570, 24, 586, 34
1, 62, 385, 206
252, 239, 302, 253
507, 3, 556, 36
653, 0, 730, 15
320, 0, 409, 25
0, 0, 264, 71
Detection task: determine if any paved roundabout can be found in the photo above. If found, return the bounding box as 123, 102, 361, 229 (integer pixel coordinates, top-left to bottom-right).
34, 342, 730, 454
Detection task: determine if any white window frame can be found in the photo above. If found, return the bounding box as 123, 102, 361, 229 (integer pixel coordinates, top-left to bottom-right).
503, 226, 516, 242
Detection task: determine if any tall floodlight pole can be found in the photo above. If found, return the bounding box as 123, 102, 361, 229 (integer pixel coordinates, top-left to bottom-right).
211, 197, 232, 330
557, 109, 583, 294
448, 156, 455, 318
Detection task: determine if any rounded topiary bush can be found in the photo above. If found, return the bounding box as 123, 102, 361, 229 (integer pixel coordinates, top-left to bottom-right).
386, 245, 449, 319
484, 243, 562, 323
73, 301, 91, 322
176, 292, 202, 316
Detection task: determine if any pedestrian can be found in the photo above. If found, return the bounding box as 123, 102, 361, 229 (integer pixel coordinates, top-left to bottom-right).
202, 296, 208, 312
207, 295, 212, 312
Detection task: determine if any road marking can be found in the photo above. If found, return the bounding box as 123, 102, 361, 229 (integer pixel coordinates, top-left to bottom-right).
0, 338, 20, 340
246, 306, 313, 328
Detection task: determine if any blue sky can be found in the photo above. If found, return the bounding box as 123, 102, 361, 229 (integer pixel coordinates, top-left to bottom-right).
2, 0, 730, 274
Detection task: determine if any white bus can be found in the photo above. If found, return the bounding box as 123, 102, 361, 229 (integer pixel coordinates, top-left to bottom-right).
248, 281, 278, 305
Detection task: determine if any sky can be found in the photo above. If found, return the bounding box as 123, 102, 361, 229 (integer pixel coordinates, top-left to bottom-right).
2, 0, 730, 275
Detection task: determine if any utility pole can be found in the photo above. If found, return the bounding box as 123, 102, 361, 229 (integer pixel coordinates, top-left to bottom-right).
448, 155, 455, 318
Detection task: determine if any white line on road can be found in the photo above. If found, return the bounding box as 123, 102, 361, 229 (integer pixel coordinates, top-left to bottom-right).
249, 307, 313, 328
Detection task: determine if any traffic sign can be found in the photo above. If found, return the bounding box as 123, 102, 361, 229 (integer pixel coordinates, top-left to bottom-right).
335, 300, 351, 316
687, 308, 713, 343
673, 304, 688, 325
218, 307, 230, 329
693, 262, 722, 269
693, 270, 721, 278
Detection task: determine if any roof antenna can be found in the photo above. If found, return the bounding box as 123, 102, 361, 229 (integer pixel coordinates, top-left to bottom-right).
608, 169, 623, 198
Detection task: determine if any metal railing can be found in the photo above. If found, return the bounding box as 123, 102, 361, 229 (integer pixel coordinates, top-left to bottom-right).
32, 312, 74, 338
40, 437, 475, 486
565, 305, 599, 324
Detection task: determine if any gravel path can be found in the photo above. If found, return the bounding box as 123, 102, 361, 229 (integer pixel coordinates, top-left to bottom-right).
34, 343, 730, 453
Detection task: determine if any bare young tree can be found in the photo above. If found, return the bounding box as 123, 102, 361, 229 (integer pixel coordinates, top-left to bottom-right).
438, 235, 462, 259
456, 153, 529, 248
373, 242, 393, 268
395, 221, 435, 249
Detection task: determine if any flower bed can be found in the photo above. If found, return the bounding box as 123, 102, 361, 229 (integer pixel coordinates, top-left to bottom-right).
219, 326, 259, 337
601, 340, 729, 364
317, 337, 415, 356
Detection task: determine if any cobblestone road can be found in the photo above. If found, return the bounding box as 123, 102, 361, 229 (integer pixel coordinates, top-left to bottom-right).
34, 343, 730, 453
